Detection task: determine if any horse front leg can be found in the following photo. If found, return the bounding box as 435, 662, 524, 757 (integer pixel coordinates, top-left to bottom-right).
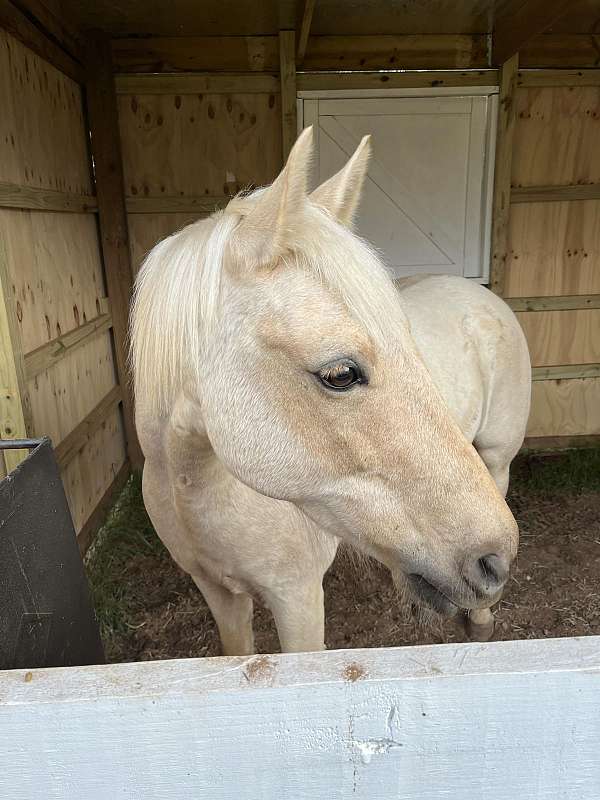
192, 573, 255, 656
265, 579, 326, 653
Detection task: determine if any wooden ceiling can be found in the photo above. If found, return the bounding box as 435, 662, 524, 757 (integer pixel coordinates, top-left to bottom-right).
55, 0, 600, 37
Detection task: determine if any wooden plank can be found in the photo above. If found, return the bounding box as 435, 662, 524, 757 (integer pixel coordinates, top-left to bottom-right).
489, 54, 519, 296
506, 294, 600, 312
492, 0, 572, 65
512, 87, 600, 188
523, 433, 600, 451
512, 184, 600, 203
0, 231, 31, 471
117, 92, 282, 199
297, 70, 499, 91
517, 309, 600, 367
0, 0, 83, 82
532, 363, 600, 381
127, 213, 202, 276
518, 69, 600, 87
9, 0, 84, 63
77, 458, 130, 555
53, 384, 122, 469
297, 0, 316, 65
0, 181, 97, 212
527, 377, 600, 436
520, 34, 600, 68
24, 312, 112, 379
505, 201, 600, 298
279, 30, 297, 161
302, 34, 489, 71
112, 35, 279, 73
126, 196, 229, 214
115, 72, 279, 95
85, 33, 142, 470
1, 637, 600, 798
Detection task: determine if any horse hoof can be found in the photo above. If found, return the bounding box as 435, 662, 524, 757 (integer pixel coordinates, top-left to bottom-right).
466, 617, 495, 642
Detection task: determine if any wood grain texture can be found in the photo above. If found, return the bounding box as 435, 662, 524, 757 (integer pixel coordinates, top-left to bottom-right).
127, 213, 203, 274
297, 70, 499, 91
126, 196, 229, 214
507, 294, 600, 311
492, 0, 573, 65
519, 34, 600, 68
532, 363, 600, 380
85, 33, 142, 470
77, 459, 130, 554
0, 0, 82, 82
523, 433, 600, 450
24, 312, 112, 379
117, 92, 282, 197
518, 69, 600, 87
8, 0, 84, 63
0, 30, 92, 193
115, 72, 279, 95
512, 86, 600, 187
527, 377, 600, 436
279, 30, 297, 161
297, 0, 316, 64
505, 200, 600, 297
61, 405, 126, 534
53, 384, 122, 469
516, 309, 600, 367
512, 184, 600, 203
0, 209, 106, 354
0, 637, 599, 798
28, 332, 118, 451
0, 181, 97, 212
490, 54, 519, 296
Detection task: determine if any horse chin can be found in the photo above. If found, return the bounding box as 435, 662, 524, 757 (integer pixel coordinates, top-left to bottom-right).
394, 572, 460, 621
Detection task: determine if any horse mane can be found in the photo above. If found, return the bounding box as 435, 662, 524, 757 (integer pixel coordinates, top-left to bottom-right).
130, 192, 402, 417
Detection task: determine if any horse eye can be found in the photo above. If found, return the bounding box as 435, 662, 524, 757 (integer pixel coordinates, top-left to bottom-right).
317, 360, 364, 391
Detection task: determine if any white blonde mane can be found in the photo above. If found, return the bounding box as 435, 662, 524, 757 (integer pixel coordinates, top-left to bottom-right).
130, 194, 402, 417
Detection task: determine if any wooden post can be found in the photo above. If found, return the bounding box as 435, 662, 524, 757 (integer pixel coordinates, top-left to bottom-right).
279, 30, 297, 162
85, 33, 143, 470
297, 0, 316, 64
0, 235, 33, 473
489, 53, 519, 297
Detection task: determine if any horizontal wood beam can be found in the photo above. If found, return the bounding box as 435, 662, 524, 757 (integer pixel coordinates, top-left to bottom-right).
0, 0, 83, 82
517, 69, 600, 87
54, 384, 122, 470
0, 181, 97, 213
523, 433, 600, 451
115, 72, 279, 95
77, 459, 130, 555
519, 34, 600, 68
492, 0, 572, 65
506, 295, 600, 312
24, 312, 112, 380
113, 34, 489, 74
297, 70, 499, 91
531, 363, 600, 381
511, 184, 600, 203
9, 0, 85, 63
126, 195, 229, 214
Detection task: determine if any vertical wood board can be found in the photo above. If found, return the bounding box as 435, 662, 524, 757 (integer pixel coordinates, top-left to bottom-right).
512, 86, 600, 187
117, 91, 282, 197
527, 377, 600, 436
516, 308, 600, 367
505, 199, 600, 297
0, 637, 599, 798
0, 30, 91, 193
279, 30, 297, 160
127, 212, 206, 275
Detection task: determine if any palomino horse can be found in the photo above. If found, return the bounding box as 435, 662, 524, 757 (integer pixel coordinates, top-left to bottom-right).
131, 127, 531, 655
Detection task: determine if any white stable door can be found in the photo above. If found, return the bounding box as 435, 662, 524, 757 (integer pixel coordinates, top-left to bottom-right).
300, 92, 497, 281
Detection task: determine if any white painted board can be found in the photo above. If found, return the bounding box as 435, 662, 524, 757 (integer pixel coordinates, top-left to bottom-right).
302, 92, 497, 281
1, 637, 600, 798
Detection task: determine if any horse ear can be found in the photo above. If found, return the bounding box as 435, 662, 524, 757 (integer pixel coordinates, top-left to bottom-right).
310, 135, 371, 229
230, 126, 313, 266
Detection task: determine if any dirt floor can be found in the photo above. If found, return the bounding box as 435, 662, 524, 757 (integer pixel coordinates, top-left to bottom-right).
86, 448, 600, 663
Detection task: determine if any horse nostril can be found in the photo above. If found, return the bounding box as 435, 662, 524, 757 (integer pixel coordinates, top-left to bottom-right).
478, 553, 508, 586
463, 552, 510, 598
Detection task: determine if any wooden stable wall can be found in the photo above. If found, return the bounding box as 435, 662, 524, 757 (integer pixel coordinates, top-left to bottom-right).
0, 25, 130, 543
498, 69, 600, 446
116, 74, 283, 274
